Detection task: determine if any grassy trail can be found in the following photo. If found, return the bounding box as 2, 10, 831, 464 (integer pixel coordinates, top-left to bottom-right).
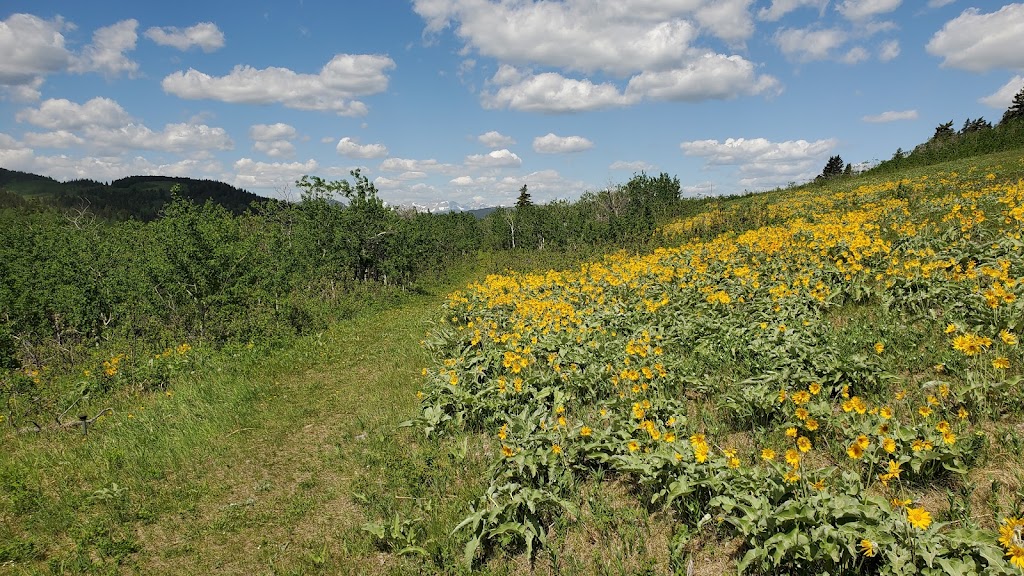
2, 291, 465, 575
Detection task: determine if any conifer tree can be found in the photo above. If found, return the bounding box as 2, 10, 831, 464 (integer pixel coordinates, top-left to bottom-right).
1001, 85, 1024, 125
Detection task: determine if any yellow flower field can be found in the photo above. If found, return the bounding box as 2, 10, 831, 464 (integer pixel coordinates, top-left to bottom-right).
414, 162, 1024, 573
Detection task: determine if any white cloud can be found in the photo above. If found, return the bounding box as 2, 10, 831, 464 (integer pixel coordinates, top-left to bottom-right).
610, 160, 656, 171
478, 130, 515, 147
980, 76, 1024, 109
927, 5, 1024, 72
694, 0, 756, 46
532, 133, 594, 154
378, 157, 455, 173
70, 19, 139, 77
82, 122, 233, 154
681, 137, 837, 189
836, 0, 902, 21
448, 168, 588, 205
249, 123, 297, 142
483, 69, 635, 113
336, 136, 388, 158
879, 40, 900, 61
758, 0, 829, 21
249, 123, 297, 158
862, 109, 918, 123
162, 54, 395, 115
413, 0, 705, 76
232, 158, 319, 189
927, 0, 955, 7
22, 130, 85, 148
16, 97, 132, 130
0, 14, 71, 86
145, 22, 225, 52
775, 27, 847, 62
841, 46, 869, 65
464, 149, 522, 168
626, 53, 781, 100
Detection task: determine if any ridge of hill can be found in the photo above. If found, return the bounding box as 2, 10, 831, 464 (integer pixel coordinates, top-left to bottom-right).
0, 168, 269, 220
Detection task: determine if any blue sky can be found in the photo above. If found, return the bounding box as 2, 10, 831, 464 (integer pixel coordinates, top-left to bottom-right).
1, 1, 1022, 209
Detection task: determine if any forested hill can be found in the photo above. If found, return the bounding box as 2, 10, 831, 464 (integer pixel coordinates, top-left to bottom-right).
0, 167, 267, 221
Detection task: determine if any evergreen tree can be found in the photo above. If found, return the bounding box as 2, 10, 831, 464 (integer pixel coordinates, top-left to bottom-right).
1001, 85, 1024, 125
931, 120, 955, 141
515, 184, 532, 208
818, 155, 845, 180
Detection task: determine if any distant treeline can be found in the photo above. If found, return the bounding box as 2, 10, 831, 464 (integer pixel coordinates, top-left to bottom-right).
0, 169, 696, 374
0, 168, 264, 221
870, 113, 1024, 174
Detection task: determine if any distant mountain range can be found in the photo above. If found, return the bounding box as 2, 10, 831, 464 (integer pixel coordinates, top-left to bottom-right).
0, 167, 497, 220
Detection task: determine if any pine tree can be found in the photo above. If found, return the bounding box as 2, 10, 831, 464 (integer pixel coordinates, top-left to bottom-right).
1001, 85, 1024, 125
515, 184, 532, 208
818, 155, 845, 180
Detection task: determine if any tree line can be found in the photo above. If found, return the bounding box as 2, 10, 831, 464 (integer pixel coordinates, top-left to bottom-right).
0, 170, 688, 377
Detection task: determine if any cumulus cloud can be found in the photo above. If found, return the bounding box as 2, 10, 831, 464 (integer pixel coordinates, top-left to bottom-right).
448, 168, 588, 205
145, 22, 225, 52
22, 130, 85, 148
482, 69, 635, 113
610, 160, 656, 171
415, 1, 778, 111
681, 137, 837, 189
626, 53, 781, 100
862, 109, 918, 123
980, 76, 1024, 109
162, 54, 395, 115
879, 40, 900, 61
378, 157, 455, 173
532, 133, 594, 154
758, 0, 829, 21
248, 123, 298, 158
841, 46, 870, 65
336, 136, 388, 158
15, 96, 231, 154
0, 14, 71, 86
775, 27, 847, 62
464, 149, 522, 168
70, 19, 139, 77
927, 4, 1024, 72
478, 130, 515, 147
414, 0, 703, 75
16, 97, 132, 130
232, 158, 320, 189
836, 0, 902, 21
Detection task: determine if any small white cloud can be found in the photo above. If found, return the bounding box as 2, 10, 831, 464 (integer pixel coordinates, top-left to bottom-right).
775, 27, 847, 62
758, 0, 829, 22
482, 69, 635, 113
70, 19, 139, 77
980, 76, 1024, 109
254, 140, 296, 158
927, 0, 955, 8
145, 22, 225, 52
232, 157, 320, 189
879, 40, 900, 62
478, 130, 515, 148
336, 136, 388, 158
250, 123, 297, 141
609, 160, 656, 171
16, 97, 132, 129
862, 109, 918, 123
837, 0, 902, 22
532, 133, 594, 154
626, 53, 782, 101
378, 157, 454, 173
841, 46, 869, 65
927, 4, 1024, 72
464, 149, 522, 168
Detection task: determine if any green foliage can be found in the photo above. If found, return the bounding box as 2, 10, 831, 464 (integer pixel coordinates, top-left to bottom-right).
1000, 84, 1024, 125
